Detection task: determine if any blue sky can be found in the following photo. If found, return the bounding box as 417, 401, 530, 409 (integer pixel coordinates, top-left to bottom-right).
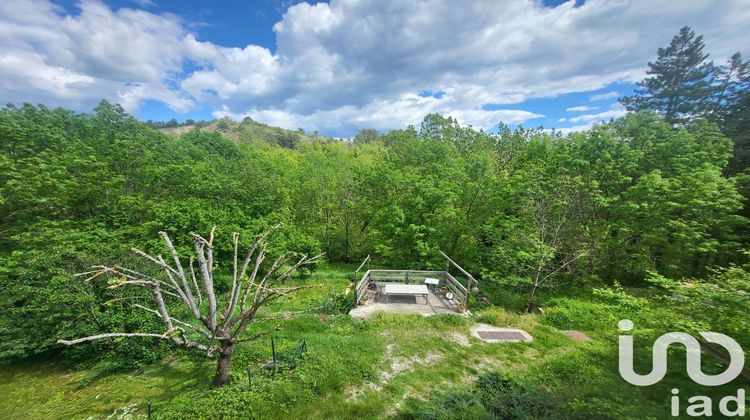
74, 0, 287, 50
2, 0, 748, 136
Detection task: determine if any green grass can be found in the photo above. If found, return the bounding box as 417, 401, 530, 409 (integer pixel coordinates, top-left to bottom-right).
0, 267, 744, 419
0, 357, 213, 419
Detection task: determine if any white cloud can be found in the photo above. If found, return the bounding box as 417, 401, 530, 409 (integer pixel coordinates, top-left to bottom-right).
0, 0, 749, 135
181, 39, 279, 103
0, 0, 192, 112
568, 108, 628, 123
589, 91, 620, 102
553, 124, 598, 136
446, 109, 544, 129
132, 0, 156, 8
215, 93, 543, 133
566, 105, 598, 112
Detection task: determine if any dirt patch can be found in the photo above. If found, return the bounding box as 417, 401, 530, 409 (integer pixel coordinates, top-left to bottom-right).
449, 331, 471, 347
106, 403, 138, 419
470, 355, 499, 371
459, 355, 504, 384
384, 387, 422, 417
562, 330, 591, 342
346, 344, 443, 401
523, 348, 540, 359
383, 351, 442, 381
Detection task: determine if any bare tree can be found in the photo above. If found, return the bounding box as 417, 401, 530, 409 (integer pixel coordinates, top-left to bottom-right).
57, 224, 323, 386
522, 178, 590, 313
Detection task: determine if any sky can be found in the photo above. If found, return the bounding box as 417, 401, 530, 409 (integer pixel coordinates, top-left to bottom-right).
0, 0, 748, 137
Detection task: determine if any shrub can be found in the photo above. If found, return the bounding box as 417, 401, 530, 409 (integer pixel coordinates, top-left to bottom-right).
540, 298, 621, 331
477, 372, 559, 419
320, 290, 354, 314
398, 371, 563, 419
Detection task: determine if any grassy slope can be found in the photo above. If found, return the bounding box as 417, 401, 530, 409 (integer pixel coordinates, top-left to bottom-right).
157, 118, 320, 146
0, 315, 576, 419
0, 266, 738, 419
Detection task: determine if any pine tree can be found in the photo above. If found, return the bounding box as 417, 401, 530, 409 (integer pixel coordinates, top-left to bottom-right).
725, 86, 750, 174
710, 52, 749, 125
712, 52, 750, 175
620, 26, 714, 124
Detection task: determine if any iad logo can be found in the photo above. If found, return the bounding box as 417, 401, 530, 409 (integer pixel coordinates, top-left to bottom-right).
618, 319, 747, 417
618, 319, 745, 386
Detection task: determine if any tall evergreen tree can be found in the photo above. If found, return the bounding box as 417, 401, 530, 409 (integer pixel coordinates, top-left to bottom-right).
710, 52, 749, 121
620, 26, 714, 124
718, 54, 750, 174
725, 88, 750, 174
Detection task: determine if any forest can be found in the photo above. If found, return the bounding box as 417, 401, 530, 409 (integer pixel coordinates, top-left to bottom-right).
0, 26, 749, 419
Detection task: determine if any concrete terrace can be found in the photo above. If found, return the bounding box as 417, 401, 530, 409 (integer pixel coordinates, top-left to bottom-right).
348, 252, 477, 318
349, 281, 466, 318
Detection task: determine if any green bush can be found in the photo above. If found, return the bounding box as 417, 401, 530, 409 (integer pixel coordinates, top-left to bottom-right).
477, 372, 560, 419
540, 298, 622, 331
320, 290, 354, 314
398, 371, 563, 419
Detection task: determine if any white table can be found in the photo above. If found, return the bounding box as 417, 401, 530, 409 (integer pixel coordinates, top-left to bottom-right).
384, 284, 429, 305
424, 277, 440, 287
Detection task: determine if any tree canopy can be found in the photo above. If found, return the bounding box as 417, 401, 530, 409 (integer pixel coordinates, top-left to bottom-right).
1, 99, 747, 367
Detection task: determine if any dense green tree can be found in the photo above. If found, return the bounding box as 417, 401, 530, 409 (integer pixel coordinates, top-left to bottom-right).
620, 26, 748, 178
353, 128, 383, 144
0, 102, 746, 366
724, 79, 750, 174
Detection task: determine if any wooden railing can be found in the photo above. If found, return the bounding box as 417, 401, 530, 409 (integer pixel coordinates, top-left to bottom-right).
354, 269, 371, 307
367, 270, 445, 282
440, 251, 476, 312
443, 272, 467, 307
355, 255, 371, 273
351, 252, 477, 312
352, 269, 469, 309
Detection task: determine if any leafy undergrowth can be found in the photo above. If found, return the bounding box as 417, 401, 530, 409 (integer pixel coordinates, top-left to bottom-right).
1, 268, 744, 419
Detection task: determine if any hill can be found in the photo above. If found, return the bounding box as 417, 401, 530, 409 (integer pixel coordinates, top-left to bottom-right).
155, 117, 327, 148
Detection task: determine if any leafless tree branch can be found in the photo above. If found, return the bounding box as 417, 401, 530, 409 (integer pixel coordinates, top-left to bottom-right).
58, 225, 321, 386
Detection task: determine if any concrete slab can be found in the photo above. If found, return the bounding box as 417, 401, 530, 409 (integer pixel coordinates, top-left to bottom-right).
477, 331, 526, 340
562, 330, 591, 342
469, 323, 533, 343
349, 282, 467, 318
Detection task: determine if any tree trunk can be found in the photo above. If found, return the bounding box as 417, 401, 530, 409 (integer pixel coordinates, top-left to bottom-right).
214, 345, 235, 386
344, 218, 350, 262
524, 279, 540, 313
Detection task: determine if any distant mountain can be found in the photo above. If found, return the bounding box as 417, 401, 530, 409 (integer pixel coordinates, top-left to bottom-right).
154, 117, 325, 148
